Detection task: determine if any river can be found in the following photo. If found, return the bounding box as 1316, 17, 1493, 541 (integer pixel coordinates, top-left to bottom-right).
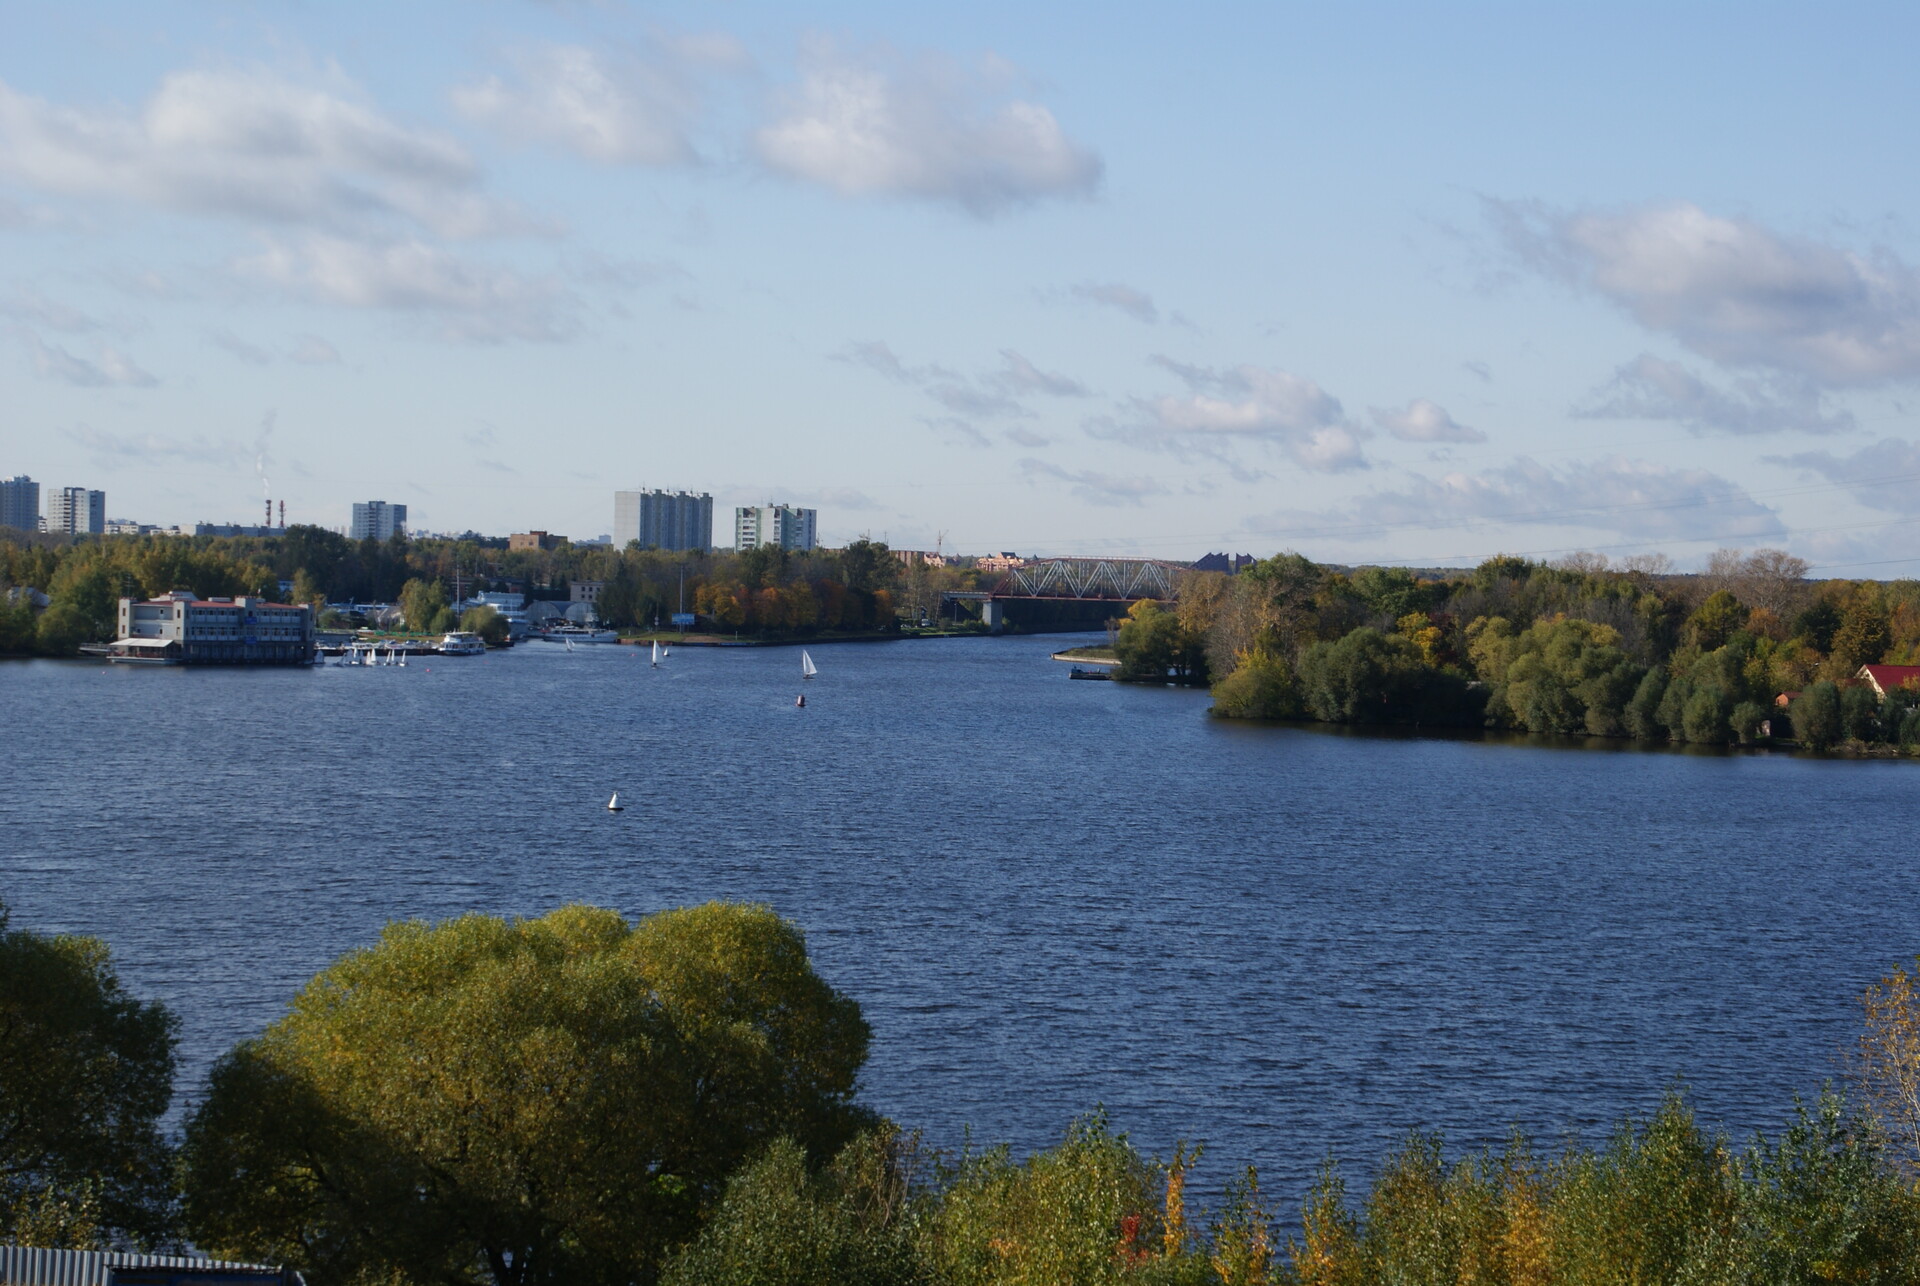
4, 634, 1917, 1202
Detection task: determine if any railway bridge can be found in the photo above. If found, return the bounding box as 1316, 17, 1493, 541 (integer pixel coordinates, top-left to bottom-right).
943, 556, 1189, 631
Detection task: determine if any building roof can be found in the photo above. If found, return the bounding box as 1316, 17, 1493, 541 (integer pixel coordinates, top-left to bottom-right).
1859, 664, 1920, 691
0, 1245, 297, 1285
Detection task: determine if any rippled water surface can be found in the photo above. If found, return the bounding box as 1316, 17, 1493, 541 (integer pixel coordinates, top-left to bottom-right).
5, 635, 1919, 1199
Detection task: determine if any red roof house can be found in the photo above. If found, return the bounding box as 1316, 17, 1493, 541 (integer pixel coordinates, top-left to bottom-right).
1856, 664, 1920, 699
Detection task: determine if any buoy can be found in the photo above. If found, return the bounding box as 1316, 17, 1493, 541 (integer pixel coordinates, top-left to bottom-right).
796, 694, 806, 708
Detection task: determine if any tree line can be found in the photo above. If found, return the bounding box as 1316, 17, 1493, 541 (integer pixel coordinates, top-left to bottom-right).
0, 528, 982, 655
1113, 549, 1920, 752
11, 896, 1920, 1284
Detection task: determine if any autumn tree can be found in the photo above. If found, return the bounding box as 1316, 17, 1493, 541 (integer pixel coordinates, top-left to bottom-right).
0, 901, 179, 1248
182, 902, 874, 1286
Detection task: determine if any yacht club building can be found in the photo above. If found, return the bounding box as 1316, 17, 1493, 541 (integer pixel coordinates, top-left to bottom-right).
115, 591, 315, 665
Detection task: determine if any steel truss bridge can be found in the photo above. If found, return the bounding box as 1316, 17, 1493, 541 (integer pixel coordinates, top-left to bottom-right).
991, 556, 1185, 600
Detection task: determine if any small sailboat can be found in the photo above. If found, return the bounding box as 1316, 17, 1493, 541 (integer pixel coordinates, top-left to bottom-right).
801, 650, 817, 680
663, 644, 671, 658
651, 640, 661, 668
607, 792, 624, 813
796, 693, 806, 708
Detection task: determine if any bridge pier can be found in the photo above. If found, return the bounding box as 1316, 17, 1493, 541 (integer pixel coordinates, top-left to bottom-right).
981, 600, 1004, 633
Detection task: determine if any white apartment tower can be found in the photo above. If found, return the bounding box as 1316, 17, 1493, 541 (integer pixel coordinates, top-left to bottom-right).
613, 489, 713, 551
47, 486, 105, 536
734, 503, 817, 552
0, 476, 39, 532
350, 501, 407, 542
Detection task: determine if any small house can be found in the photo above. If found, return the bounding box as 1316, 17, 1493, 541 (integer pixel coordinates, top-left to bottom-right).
1855, 664, 1920, 699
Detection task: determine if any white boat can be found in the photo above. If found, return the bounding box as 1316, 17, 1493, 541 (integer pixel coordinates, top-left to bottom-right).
651, 640, 661, 667
439, 631, 486, 656
537, 625, 621, 644
607, 792, 624, 813
801, 650, 817, 680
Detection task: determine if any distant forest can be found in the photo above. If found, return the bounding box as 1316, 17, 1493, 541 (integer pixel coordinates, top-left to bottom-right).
1114, 550, 1920, 753
0, 526, 974, 654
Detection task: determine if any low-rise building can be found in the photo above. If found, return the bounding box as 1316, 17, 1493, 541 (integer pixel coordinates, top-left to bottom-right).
975, 551, 1026, 572
509, 530, 567, 551
1856, 664, 1920, 699
571, 580, 604, 604
116, 591, 314, 665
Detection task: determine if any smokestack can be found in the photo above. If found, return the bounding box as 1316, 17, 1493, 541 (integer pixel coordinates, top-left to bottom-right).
265, 497, 272, 529
279, 500, 285, 529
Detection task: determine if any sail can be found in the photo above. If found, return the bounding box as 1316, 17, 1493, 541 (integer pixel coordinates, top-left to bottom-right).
652, 640, 661, 665
802, 650, 817, 678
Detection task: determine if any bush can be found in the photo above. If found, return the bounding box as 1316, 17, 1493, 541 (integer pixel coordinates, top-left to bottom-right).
1210, 648, 1303, 720
1795, 681, 1844, 751
1730, 701, 1769, 745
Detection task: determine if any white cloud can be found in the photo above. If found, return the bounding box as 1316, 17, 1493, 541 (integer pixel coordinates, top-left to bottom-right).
756, 41, 1102, 216
237, 236, 576, 342
1020, 458, 1171, 507
27, 335, 157, 387
1256, 455, 1783, 546
1113, 358, 1368, 472
452, 43, 713, 166
1496, 199, 1920, 386
1067, 281, 1157, 323
0, 286, 104, 333
0, 69, 519, 239
1576, 353, 1853, 435
1369, 398, 1485, 443
1774, 438, 1920, 514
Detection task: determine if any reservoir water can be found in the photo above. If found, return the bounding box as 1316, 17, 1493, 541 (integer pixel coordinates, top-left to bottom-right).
4, 634, 1918, 1202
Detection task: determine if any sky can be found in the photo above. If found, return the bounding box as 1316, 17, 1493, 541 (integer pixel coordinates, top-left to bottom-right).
6, 2, 1920, 571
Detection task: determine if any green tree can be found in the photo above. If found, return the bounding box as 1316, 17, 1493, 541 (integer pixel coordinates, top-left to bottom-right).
1681, 687, 1732, 744
1794, 681, 1843, 751
182, 902, 874, 1286
1683, 589, 1748, 652
1730, 701, 1768, 745
1831, 592, 1892, 674
0, 901, 178, 1247
397, 577, 448, 632
459, 605, 508, 646
1115, 599, 1205, 685
1626, 668, 1670, 740
662, 1132, 926, 1286
1842, 683, 1881, 743
1210, 647, 1303, 720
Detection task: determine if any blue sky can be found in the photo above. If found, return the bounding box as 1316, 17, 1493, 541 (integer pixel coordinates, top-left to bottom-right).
6, 2, 1920, 570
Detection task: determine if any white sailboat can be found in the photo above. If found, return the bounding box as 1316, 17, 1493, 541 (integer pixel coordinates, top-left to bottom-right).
801, 650, 817, 680
607, 792, 624, 813
651, 640, 661, 668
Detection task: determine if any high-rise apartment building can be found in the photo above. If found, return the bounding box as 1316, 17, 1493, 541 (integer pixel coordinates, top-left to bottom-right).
47, 487, 105, 536
734, 503, 817, 552
350, 501, 407, 541
614, 489, 713, 551
0, 476, 39, 532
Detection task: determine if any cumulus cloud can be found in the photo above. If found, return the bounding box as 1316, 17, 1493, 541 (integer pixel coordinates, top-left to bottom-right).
27, 335, 157, 387
0, 69, 524, 240
1370, 398, 1485, 443
756, 42, 1102, 216
1255, 455, 1783, 546
1067, 281, 1157, 323
1020, 458, 1171, 507
452, 41, 722, 165
1576, 353, 1853, 436
1110, 357, 1367, 472
1774, 438, 1920, 514
237, 236, 576, 342
1494, 199, 1920, 386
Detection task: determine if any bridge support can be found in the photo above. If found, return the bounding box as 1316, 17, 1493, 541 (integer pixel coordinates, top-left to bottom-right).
981, 600, 1004, 633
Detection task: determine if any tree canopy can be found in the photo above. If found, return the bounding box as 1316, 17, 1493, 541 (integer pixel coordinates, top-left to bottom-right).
0, 900, 178, 1248
181, 902, 872, 1286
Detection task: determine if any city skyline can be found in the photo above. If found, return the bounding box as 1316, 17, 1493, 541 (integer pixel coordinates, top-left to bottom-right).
6, 5, 1920, 570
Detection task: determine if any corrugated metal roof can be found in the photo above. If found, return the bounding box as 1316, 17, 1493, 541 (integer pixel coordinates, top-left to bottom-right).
0, 1247, 298, 1285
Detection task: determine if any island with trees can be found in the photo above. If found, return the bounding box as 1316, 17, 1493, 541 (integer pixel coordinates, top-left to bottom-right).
1114, 549, 1920, 755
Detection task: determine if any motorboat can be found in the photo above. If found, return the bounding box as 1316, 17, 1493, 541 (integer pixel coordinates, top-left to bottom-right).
535, 625, 622, 644
439, 632, 487, 656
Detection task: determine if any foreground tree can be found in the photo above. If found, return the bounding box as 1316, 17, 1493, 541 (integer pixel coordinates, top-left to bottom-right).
182, 902, 873, 1286
0, 900, 178, 1247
